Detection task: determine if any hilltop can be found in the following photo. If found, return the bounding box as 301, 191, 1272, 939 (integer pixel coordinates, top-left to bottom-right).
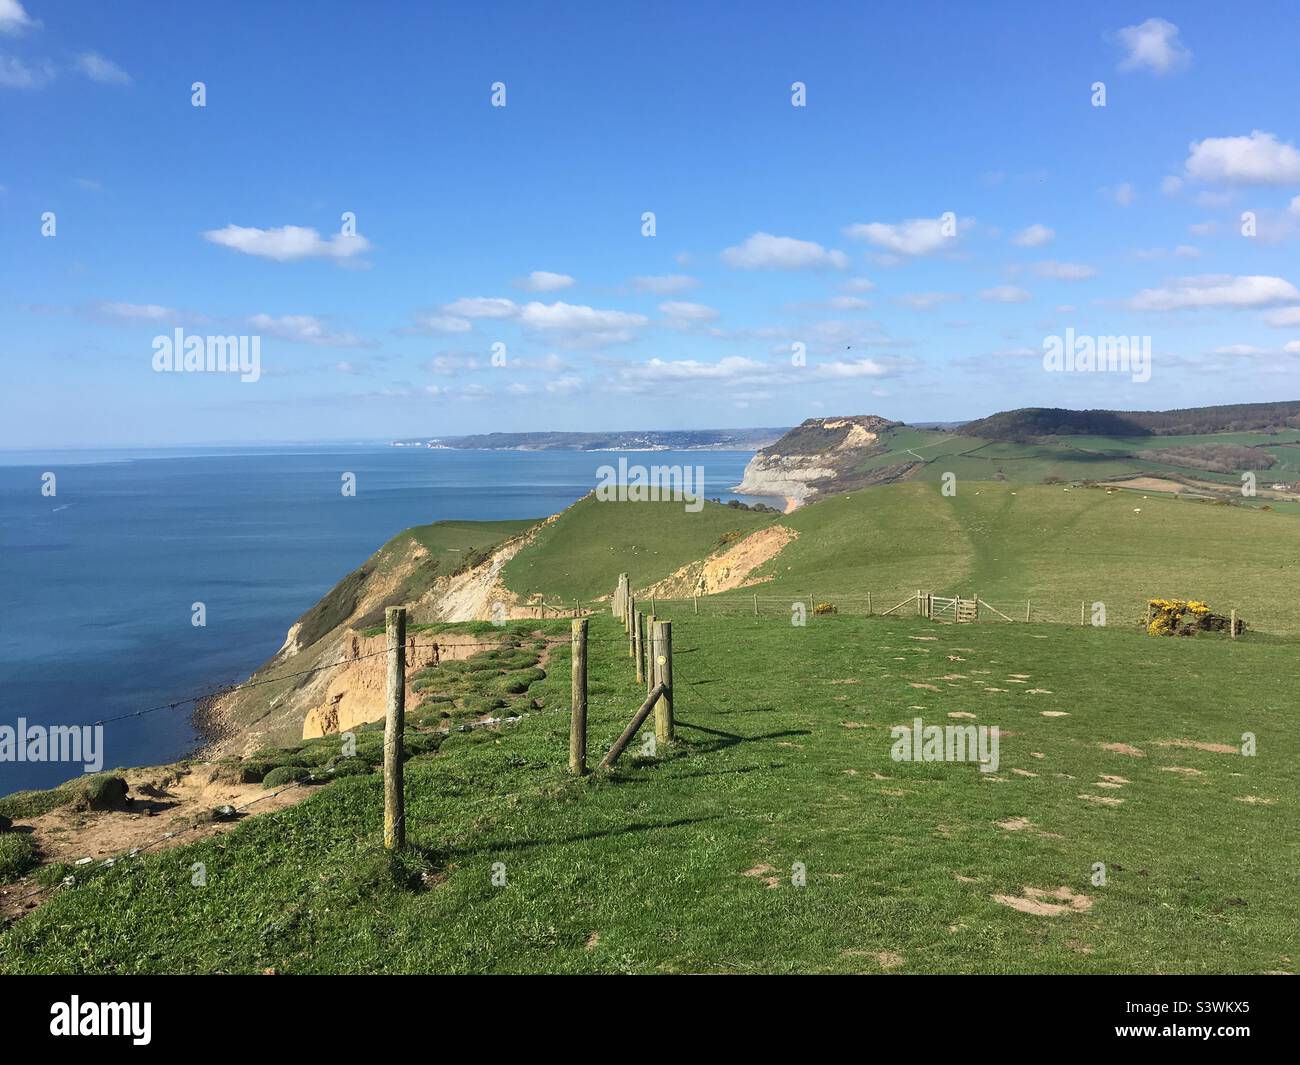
731, 402, 1300, 508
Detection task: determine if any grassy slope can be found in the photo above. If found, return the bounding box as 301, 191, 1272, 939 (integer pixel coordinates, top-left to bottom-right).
846, 426, 1300, 489
746, 482, 1300, 633
2, 613, 1293, 974
500, 495, 776, 601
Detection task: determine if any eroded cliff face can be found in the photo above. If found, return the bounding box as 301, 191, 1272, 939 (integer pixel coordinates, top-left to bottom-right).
204, 517, 559, 755
732, 415, 902, 508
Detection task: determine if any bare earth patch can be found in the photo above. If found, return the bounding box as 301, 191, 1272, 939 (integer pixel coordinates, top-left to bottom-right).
1160, 766, 1203, 776
1078, 793, 1125, 806
1156, 739, 1238, 754
1041, 711, 1070, 717
996, 817, 1033, 831
993, 885, 1094, 916
910, 682, 941, 691
1235, 795, 1275, 805
1100, 743, 1145, 756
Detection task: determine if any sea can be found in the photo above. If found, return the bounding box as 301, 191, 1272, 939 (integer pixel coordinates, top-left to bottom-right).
0, 445, 759, 796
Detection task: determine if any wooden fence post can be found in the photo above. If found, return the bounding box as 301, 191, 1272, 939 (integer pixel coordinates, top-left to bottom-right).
633, 610, 645, 684
753, 593, 758, 616
644, 614, 656, 693
627, 594, 636, 655
1025, 600, 1031, 623
652, 620, 674, 744
693, 595, 698, 615
570, 618, 588, 775
384, 606, 407, 850
1230, 609, 1237, 640
1080, 600, 1086, 626
866, 591, 872, 616
916, 589, 922, 616
598, 682, 666, 771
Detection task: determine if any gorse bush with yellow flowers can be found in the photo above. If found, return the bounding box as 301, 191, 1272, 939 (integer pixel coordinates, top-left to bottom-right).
1146, 598, 1244, 637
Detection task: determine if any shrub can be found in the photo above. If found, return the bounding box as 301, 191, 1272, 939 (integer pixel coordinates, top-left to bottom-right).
262, 765, 312, 789
325, 758, 373, 778
1146, 598, 1244, 636
72, 775, 128, 811
813, 602, 838, 616
0, 834, 39, 883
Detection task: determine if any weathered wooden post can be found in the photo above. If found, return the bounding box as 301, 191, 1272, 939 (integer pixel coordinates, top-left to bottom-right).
753, 593, 759, 616
644, 613, 656, 693
569, 618, 588, 775
693, 595, 698, 615
1025, 600, 1031, 623
598, 682, 666, 771
652, 620, 674, 744
633, 610, 645, 684
916, 589, 922, 616
1230, 609, 1237, 640
384, 606, 407, 850
866, 591, 872, 616
1080, 600, 1086, 626
627, 594, 637, 655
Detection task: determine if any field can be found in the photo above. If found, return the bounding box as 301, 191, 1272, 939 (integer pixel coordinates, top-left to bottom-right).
843, 425, 1300, 498
505, 483, 1300, 635
2, 612, 1294, 974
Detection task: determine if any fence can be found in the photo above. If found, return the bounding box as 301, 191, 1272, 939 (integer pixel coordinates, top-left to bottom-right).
562, 588, 1254, 632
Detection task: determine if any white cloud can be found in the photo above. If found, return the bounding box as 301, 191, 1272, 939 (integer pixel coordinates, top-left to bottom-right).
248, 313, 367, 348
75, 52, 131, 85
1032, 261, 1097, 281
978, 285, 1033, 303
1286, 341, 1300, 354
407, 313, 472, 335
620, 356, 767, 383
841, 277, 876, 292
843, 216, 963, 256
1161, 175, 1184, 196
1129, 274, 1300, 311
95, 301, 175, 321
1185, 131, 1300, 186
721, 232, 849, 270
812, 359, 889, 379
513, 270, 574, 292
0, 54, 54, 88
1012, 224, 1054, 248
1265, 306, 1300, 327
0, 0, 36, 34
203, 224, 371, 262
1188, 220, 1217, 236
893, 292, 962, 311
516, 301, 647, 345
659, 300, 718, 323
1291, 196, 1300, 217
545, 377, 583, 396
827, 295, 870, 310
632, 274, 696, 294
1110, 182, 1136, 207
1116, 18, 1190, 75
426, 353, 481, 375
442, 296, 517, 319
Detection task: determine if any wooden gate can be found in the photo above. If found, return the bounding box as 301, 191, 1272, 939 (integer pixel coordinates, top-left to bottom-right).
926, 595, 977, 623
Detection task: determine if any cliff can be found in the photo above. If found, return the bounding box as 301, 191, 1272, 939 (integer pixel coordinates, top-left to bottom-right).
732, 415, 907, 508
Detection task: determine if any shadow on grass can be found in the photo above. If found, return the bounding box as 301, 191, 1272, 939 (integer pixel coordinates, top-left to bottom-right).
449, 814, 721, 859
674, 720, 811, 752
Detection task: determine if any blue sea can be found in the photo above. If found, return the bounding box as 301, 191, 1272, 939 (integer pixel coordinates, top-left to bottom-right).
0, 445, 758, 796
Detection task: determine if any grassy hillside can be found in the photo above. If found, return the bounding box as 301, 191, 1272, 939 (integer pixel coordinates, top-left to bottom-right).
960, 401, 1300, 441
764, 482, 1300, 632
3, 612, 1293, 974
502, 483, 1300, 634
837, 425, 1300, 493
501, 495, 776, 602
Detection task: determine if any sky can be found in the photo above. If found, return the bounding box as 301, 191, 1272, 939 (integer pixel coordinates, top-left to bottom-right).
3, 0, 1300, 447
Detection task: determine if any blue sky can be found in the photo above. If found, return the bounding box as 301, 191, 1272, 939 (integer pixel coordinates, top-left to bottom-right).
3, 0, 1300, 447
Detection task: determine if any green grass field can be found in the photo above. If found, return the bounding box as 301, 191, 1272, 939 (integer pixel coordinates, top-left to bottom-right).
3, 613, 1293, 974
505, 483, 1300, 635
502, 495, 776, 602
851, 425, 1300, 488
